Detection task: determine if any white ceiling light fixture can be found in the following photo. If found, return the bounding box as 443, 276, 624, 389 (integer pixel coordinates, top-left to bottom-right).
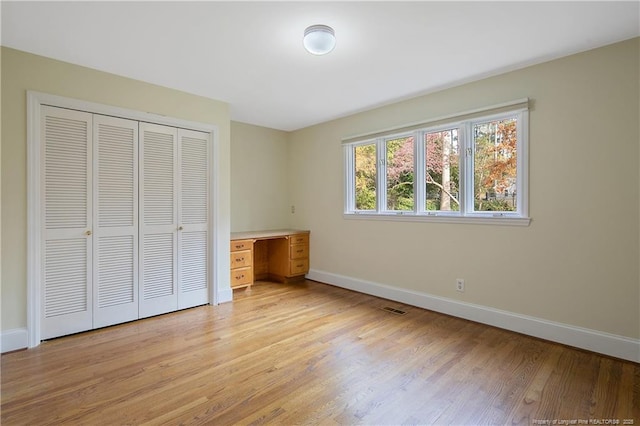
303, 24, 336, 55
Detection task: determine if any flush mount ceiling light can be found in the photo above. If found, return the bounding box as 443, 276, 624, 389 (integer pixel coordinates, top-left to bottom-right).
303, 24, 336, 55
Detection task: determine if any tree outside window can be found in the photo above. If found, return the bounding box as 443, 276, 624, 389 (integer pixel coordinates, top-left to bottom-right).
425, 129, 459, 211
473, 118, 517, 212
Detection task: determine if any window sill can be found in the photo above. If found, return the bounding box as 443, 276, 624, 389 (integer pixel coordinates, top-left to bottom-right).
343, 212, 531, 226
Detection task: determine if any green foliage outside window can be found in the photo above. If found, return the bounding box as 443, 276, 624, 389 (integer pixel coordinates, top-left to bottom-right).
355, 144, 376, 210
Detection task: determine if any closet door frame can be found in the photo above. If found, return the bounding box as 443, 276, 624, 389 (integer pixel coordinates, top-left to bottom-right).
26, 91, 224, 348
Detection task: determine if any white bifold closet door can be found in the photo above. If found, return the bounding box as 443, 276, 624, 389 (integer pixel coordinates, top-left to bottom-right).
41, 108, 140, 338
41, 106, 93, 339
139, 123, 209, 318
139, 123, 178, 318
41, 107, 209, 338
92, 115, 139, 328
177, 128, 210, 309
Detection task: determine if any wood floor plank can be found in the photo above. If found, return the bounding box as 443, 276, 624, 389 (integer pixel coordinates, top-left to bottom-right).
2, 280, 638, 425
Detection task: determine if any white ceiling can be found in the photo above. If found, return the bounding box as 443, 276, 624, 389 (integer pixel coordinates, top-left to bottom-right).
2, 1, 639, 131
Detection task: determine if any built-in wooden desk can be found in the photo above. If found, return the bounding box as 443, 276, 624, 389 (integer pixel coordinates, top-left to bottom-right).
230, 229, 310, 289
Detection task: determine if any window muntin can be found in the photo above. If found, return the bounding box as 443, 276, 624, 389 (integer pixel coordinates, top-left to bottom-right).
344, 105, 528, 223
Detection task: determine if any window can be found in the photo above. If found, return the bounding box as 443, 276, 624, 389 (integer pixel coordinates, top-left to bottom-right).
344, 100, 529, 225
385, 135, 414, 211
354, 143, 376, 210
472, 117, 517, 212
425, 127, 459, 212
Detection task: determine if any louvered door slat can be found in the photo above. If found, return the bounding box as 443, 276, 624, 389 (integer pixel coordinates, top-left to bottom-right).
97, 236, 134, 307
45, 115, 89, 229
98, 123, 135, 227
44, 239, 88, 317
180, 231, 208, 293
143, 131, 174, 225
41, 106, 93, 340
93, 115, 139, 328
143, 234, 174, 299
181, 135, 208, 224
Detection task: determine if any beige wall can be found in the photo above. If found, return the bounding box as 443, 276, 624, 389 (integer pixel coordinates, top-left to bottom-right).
288, 38, 640, 339
230, 122, 290, 232
1, 47, 231, 331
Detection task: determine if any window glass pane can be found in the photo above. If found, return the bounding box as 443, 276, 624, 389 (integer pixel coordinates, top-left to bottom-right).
425, 129, 459, 211
473, 117, 518, 212
386, 136, 414, 211
354, 143, 377, 210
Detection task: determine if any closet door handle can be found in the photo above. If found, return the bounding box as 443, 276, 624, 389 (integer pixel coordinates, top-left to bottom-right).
178, 226, 184, 231
85, 230, 92, 236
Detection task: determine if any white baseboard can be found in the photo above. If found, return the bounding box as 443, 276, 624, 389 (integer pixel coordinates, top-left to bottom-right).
307, 269, 640, 363
1, 328, 28, 353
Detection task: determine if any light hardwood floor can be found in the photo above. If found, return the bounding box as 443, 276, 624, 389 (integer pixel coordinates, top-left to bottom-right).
2, 280, 639, 425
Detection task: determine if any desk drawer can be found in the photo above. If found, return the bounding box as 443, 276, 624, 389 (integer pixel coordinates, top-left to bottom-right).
290, 258, 309, 276
231, 239, 253, 252
230, 250, 252, 268
289, 234, 309, 246
231, 266, 252, 287
290, 243, 308, 260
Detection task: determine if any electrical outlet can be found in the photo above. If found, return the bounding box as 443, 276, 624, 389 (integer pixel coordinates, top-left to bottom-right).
456, 278, 465, 292
291, 205, 295, 214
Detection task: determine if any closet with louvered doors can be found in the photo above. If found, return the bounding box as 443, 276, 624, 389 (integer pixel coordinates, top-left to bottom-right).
139, 123, 209, 319
40, 106, 210, 340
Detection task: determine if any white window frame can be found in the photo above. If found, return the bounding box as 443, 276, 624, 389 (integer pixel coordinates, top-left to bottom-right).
343, 100, 530, 226
345, 139, 378, 213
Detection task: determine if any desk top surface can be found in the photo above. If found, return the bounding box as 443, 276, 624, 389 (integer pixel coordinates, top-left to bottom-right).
230, 229, 310, 241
